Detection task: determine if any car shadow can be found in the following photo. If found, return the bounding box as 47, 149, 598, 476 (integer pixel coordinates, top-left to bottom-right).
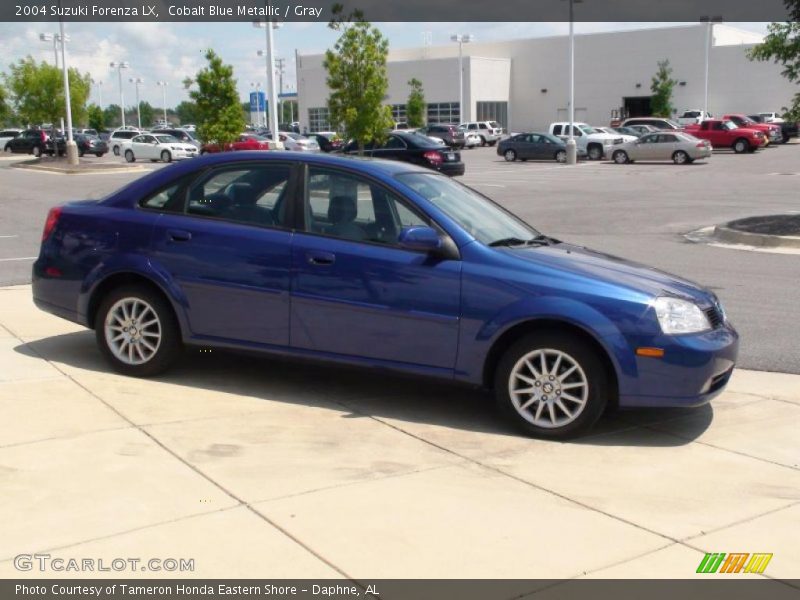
14, 331, 712, 447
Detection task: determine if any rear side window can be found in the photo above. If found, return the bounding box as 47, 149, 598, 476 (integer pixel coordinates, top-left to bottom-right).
552, 125, 562, 135
140, 176, 192, 213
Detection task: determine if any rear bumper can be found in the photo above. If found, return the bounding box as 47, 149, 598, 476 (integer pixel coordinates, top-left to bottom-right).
439, 162, 466, 177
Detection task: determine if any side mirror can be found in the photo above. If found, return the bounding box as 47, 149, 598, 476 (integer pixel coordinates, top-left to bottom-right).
397, 226, 441, 252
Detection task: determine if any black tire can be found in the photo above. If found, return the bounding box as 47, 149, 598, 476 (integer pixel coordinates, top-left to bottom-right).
555, 150, 567, 163
124, 149, 135, 163
781, 133, 790, 144
95, 153, 103, 158
94, 284, 182, 377
503, 149, 517, 162
150, 159, 158, 162
78, 149, 85, 158
494, 331, 608, 439
672, 150, 689, 165
612, 150, 629, 164
587, 144, 603, 161
113, 145, 120, 156
32, 146, 42, 158
4, 143, 11, 152
161, 150, 171, 163
733, 138, 749, 154
488, 140, 497, 147
479, 136, 487, 147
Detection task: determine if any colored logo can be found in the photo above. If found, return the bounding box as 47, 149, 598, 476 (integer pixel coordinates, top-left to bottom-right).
696, 552, 772, 574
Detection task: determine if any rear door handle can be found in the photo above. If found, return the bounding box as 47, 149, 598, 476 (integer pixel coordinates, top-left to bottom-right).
306, 251, 335, 266
167, 229, 192, 242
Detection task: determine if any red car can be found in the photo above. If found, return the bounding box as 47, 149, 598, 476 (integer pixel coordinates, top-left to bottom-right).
200, 134, 272, 154
684, 119, 765, 153
722, 114, 782, 145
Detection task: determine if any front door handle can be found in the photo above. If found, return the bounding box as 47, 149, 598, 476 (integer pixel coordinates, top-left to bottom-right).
167, 229, 192, 242
306, 251, 335, 266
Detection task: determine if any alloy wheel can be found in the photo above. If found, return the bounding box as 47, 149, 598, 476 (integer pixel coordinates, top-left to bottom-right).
103, 297, 162, 365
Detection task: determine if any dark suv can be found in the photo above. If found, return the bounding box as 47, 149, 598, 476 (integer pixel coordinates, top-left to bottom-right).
5, 129, 65, 157
418, 124, 466, 149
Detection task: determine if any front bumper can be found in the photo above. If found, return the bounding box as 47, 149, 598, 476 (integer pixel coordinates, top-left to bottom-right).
618, 324, 739, 408
171, 149, 198, 160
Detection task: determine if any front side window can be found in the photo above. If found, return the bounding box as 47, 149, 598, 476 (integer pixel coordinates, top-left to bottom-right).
305, 168, 428, 245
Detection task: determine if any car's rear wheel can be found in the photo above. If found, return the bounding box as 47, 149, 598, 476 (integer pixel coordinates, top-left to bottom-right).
504, 149, 517, 162
555, 150, 567, 163
587, 144, 603, 161
113, 145, 120, 156
781, 132, 790, 144
672, 150, 689, 165
161, 150, 171, 163
479, 136, 487, 147
733, 138, 749, 154
3, 143, 10, 152
95, 285, 181, 377
124, 149, 135, 163
494, 332, 608, 439
32, 146, 42, 158
95, 152, 103, 158
612, 150, 629, 164
78, 149, 85, 158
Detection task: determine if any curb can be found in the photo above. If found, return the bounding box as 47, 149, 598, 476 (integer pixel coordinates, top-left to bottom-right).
10, 161, 146, 175
714, 224, 800, 249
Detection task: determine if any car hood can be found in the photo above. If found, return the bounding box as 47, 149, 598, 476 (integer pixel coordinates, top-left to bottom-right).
504, 242, 712, 304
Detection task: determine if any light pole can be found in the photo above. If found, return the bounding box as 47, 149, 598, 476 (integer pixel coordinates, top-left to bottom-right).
56, 19, 78, 165
275, 57, 285, 123
253, 20, 282, 143
91, 79, 103, 107
565, 0, 583, 165
701, 16, 723, 119
156, 81, 168, 124
450, 34, 473, 123
109, 61, 129, 127
129, 77, 144, 129
40, 32, 70, 133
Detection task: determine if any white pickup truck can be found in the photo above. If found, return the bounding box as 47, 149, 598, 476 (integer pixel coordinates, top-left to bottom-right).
548, 122, 623, 160
676, 110, 713, 126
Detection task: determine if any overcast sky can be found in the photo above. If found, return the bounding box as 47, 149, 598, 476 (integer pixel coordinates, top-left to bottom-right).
0, 21, 770, 109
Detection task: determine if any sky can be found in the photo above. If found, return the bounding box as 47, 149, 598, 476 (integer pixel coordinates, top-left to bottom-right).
0, 21, 770, 109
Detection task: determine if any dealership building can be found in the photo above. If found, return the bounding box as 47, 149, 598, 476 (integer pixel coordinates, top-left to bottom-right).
296, 24, 796, 133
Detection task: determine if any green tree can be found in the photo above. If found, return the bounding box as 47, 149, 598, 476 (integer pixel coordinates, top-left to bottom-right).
0, 82, 11, 125
87, 103, 104, 131
324, 6, 393, 153
189, 49, 244, 145
4, 57, 90, 127
650, 59, 677, 118
747, 3, 800, 121
174, 100, 198, 125
406, 78, 426, 128
138, 101, 155, 127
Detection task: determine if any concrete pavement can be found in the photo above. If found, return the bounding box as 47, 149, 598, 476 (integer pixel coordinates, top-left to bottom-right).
1, 284, 799, 581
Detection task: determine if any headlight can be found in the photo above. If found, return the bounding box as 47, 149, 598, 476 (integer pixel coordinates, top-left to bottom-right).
653, 297, 711, 335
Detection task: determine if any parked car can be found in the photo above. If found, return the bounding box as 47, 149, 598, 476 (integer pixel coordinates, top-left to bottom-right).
181, 123, 197, 132
344, 131, 465, 176
748, 114, 799, 144
72, 128, 99, 138
684, 119, 766, 153
610, 132, 712, 164
0, 129, 22, 150
417, 124, 466, 149
32, 151, 738, 439
4, 129, 64, 157
721, 114, 781, 145
463, 131, 482, 149
152, 128, 201, 149
307, 132, 344, 153
279, 132, 320, 152
548, 122, 623, 160
622, 124, 661, 137
109, 129, 142, 156
497, 132, 586, 162
74, 134, 108, 157
676, 110, 713, 126
458, 121, 503, 146
757, 112, 784, 123
593, 127, 638, 143
123, 133, 198, 163
621, 117, 683, 131
201, 134, 273, 154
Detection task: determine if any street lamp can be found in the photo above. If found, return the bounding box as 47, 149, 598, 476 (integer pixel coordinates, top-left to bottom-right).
54, 19, 77, 165
701, 16, 723, 119
450, 33, 473, 123
109, 61, 129, 128
156, 81, 168, 124
253, 20, 282, 143
129, 77, 144, 129
39, 32, 69, 68
565, 0, 583, 165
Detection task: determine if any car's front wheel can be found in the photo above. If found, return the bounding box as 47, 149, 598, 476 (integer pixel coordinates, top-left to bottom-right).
161, 150, 171, 163
494, 332, 608, 439
555, 150, 567, 163
124, 149, 135, 162
613, 150, 629, 164
503, 149, 517, 162
95, 285, 181, 377
733, 138, 749, 154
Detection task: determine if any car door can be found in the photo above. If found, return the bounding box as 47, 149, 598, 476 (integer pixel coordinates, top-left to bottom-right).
656, 133, 678, 159
371, 134, 409, 163
148, 161, 298, 345
633, 133, 659, 159
527, 134, 550, 159
290, 165, 462, 369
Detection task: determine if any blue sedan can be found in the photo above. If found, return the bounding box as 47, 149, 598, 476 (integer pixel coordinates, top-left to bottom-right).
32, 152, 738, 438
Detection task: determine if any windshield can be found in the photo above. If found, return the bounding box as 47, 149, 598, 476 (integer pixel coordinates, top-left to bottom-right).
155, 135, 179, 143
578, 124, 594, 134
723, 121, 737, 131
396, 173, 539, 245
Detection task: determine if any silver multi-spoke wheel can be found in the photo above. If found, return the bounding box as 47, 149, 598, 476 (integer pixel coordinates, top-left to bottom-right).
508, 348, 589, 429
104, 297, 162, 365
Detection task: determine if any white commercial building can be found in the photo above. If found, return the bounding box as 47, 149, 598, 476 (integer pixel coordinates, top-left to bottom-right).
296, 24, 795, 133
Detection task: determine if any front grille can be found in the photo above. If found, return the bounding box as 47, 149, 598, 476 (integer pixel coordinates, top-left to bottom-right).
705, 306, 723, 329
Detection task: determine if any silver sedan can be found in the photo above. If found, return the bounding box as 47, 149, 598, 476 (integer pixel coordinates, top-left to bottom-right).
610, 132, 712, 165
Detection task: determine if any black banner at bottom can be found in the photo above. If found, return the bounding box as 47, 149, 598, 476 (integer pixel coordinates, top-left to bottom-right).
3, 579, 800, 600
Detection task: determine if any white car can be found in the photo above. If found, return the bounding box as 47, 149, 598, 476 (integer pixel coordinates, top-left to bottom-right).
109, 128, 142, 156
463, 132, 482, 148
0, 129, 22, 151
279, 132, 320, 152
458, 121, 503, 146
548, 122, 623, 160
677, 109, 713, 126
122, 133, 198, 163
594, 126, 637, 143
758, 112, 785, 124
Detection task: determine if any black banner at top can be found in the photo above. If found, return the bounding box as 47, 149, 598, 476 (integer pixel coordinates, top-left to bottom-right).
3, 0, 798, 23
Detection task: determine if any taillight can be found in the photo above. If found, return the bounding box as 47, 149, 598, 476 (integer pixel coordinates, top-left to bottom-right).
696, 142, 705, 148
42, 206, 62, 241
423, 151, 443, 165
